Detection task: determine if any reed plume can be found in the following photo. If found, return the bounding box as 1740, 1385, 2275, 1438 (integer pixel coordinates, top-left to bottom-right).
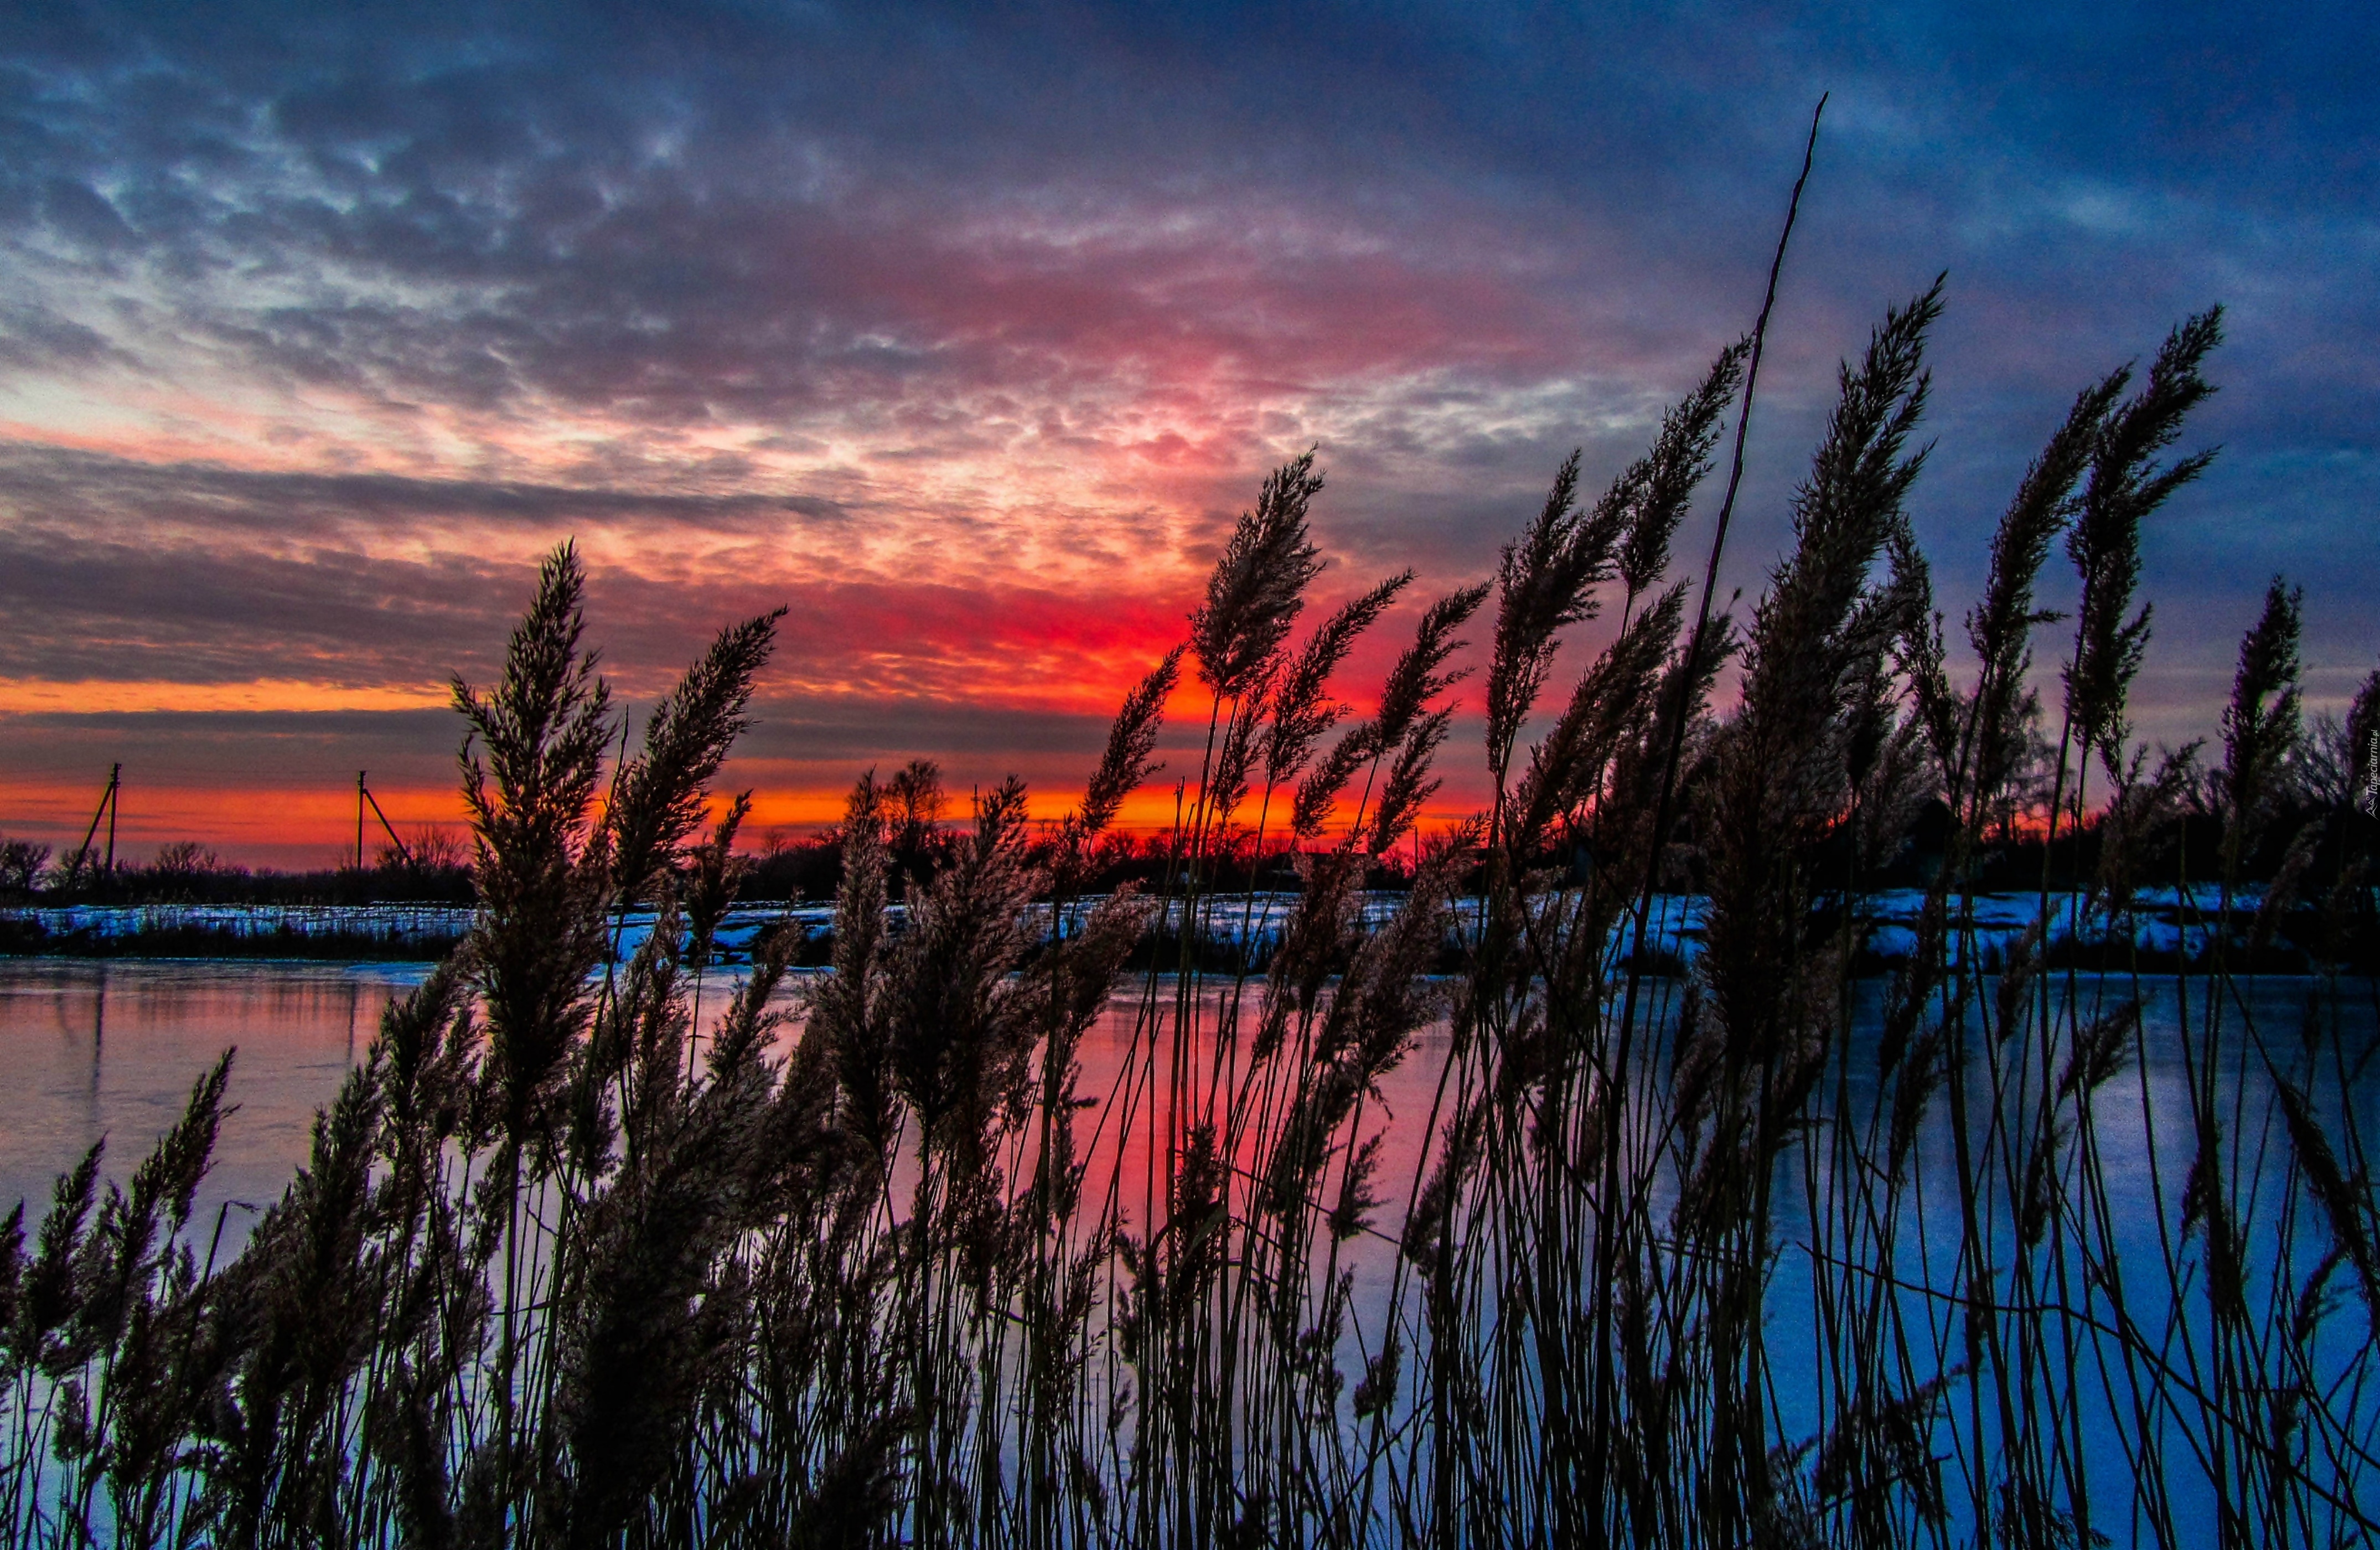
1191, 451, 1327, 699
452, 542, 616, 1146
2063, 308, 2223, 784
2218, 575, 2305, 872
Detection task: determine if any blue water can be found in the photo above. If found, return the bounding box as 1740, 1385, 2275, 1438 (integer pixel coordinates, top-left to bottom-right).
3, 957, 2373, 1541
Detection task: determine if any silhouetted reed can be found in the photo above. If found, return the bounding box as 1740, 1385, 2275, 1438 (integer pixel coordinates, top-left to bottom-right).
5, 283, 2377, 1550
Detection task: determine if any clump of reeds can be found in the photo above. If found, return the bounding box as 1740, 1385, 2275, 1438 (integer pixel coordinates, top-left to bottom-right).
6, 277, 2377, 1550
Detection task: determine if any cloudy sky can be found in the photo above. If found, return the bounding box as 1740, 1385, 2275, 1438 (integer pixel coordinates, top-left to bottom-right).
1, 1, 2372, 865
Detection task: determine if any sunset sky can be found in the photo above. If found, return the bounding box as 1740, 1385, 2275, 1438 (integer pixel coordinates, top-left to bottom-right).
2, 1, 2373, 867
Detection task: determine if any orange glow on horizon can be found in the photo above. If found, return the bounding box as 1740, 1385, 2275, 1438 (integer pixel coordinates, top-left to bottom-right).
0, 679, 453, 716
0, 773, 1484, 870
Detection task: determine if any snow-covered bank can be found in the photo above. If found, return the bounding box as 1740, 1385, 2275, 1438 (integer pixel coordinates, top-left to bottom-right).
2, 881, 2348, 970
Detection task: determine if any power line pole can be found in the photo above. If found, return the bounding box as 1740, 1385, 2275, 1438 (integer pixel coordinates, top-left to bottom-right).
359, 775, 411, 867
74, 764, 121, 886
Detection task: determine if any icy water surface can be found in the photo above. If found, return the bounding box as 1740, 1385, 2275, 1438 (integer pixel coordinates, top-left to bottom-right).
0, 957, 1457, 1245
0, 959, 434, 1243
4, 957, 2373, 1259
6, 957, 2377, 1538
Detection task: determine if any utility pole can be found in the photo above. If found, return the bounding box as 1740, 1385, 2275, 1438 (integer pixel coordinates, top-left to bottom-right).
358, 772, 410, 867
74, 764, 121, 886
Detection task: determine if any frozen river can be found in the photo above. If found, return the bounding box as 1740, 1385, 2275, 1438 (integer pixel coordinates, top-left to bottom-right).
4, 953, 2376, 1537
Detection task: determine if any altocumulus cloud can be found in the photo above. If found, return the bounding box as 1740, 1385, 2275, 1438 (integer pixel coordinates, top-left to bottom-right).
0, 0, 2372, 861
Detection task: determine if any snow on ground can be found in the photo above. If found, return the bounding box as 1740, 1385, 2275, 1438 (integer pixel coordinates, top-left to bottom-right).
0, 881, 2306, 968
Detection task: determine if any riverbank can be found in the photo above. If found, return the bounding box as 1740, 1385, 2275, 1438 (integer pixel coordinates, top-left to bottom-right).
2, 884, 2365, 971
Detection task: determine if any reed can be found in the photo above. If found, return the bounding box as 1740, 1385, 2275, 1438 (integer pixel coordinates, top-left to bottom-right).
3, 292, 2376, 1550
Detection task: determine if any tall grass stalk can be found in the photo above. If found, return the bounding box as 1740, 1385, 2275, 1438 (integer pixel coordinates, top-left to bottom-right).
4, 293, 2376, 1550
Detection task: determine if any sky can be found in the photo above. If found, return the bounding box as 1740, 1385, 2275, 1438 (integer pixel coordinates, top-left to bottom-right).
0, 1, 2372, 867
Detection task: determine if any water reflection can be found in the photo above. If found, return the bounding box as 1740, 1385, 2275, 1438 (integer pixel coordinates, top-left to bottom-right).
0, 958, 1467, 1253
3, 958, 2371, 1288
3, 956, 2371, 1539
89, 966, 104, 1107
0, 960, 433, 1235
